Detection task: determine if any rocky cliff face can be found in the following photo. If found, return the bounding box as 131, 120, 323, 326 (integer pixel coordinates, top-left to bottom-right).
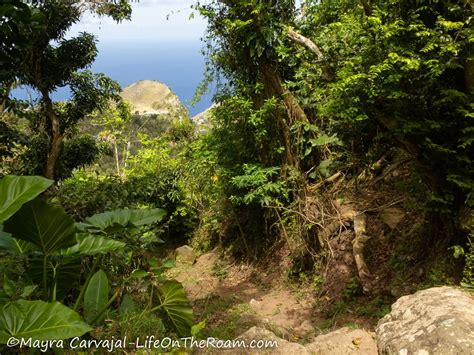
191, 103, 217, 133
121, 80, 188, 118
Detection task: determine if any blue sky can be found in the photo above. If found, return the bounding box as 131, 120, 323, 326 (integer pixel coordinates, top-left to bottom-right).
15, 1, 303, 114
70, 0, 303, 43
69, 0, 207, 43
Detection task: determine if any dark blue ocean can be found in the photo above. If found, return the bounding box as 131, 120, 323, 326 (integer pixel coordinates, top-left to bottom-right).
13, 40, 214, 117
92, 40, 214, 116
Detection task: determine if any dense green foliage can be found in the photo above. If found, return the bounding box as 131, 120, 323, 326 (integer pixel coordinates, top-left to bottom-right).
0, 175, 193, 345
0, 0, 130, 180
0, 0, 473, 350
193, 0, 473, 241
299, 0, 473, 212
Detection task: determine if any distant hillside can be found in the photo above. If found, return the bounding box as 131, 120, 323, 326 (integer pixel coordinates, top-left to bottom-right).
121, 80, 188, 118
191, 104, 217, 133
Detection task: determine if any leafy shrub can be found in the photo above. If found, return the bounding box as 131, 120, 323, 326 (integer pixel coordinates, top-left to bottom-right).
299, 0, 473, 213
0, 175, 194, 348
462, 238, 474, 289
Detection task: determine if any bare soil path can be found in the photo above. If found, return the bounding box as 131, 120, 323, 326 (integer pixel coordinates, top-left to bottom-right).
168, 250, 318, 341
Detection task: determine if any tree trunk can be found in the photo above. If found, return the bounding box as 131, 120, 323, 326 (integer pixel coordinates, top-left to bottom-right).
260, 60, 309, 171
43, 95, 62, 180
124, 140, 131, 170
260, 61, 309, 127
113, 139, 121, 177
0, 82, 13, 112
465, 58, 474, 95
360, 0, 372, 16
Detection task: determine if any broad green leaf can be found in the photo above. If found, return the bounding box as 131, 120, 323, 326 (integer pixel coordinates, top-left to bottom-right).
317, 159, 333, 178
158, 280, 193, 336
162, 259, 176, 268
0, 230, 39, 255
82, 208, 166, 233
449, 245, 465, 259
0, 224, 9, 238
83, 270, 109, 324
76, 222, 96, 232
151, 259, 176, 277
310, 134, 341, 147
131, 270, 148, 279
20, 285, 37, 299
191, 320, 206, 337
0, 176, 53, 223
3, 276, 15, 297
28, 257, 81, 299
0, 300, 92, 343
58, 235, 125, 256
3, 199, 77, 255
148, 258, 159, 268
119, 294, 137, 316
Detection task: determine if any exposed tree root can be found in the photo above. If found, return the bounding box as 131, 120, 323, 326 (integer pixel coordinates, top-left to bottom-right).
352, 213, 372, 293
316, 201, 373, 294
309, 171, 344, 191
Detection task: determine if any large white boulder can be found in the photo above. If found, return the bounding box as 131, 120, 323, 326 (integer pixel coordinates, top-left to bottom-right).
376, 286, 474, 354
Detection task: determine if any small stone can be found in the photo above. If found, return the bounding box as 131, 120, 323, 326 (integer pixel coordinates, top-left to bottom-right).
381, 208, 405, 229
238, 326, 309, 354
294, 320, 314, 337
306, 327, 377, 354
249, 298, 260, 309
175, 245, 196, 265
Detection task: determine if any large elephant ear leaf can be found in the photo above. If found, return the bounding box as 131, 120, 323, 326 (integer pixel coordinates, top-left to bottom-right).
3, 199, 77, 255
83, 208, 166, 233
83, 270, 109, 324
0, 230, 39, 255
0, 175, 53, 223
0, 300, 92, 343
58, 234, 125, 256
158, 280, 193, 336
28, 257, 81, 300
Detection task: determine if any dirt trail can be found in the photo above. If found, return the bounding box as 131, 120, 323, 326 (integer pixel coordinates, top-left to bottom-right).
168, 251, 318, 341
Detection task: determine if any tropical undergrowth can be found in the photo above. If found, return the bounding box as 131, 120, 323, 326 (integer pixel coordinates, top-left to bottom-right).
187, 0, 473, 294
1, 0, 473, 348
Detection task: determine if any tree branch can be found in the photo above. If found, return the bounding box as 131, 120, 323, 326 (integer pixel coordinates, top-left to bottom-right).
287, 28, 324, 60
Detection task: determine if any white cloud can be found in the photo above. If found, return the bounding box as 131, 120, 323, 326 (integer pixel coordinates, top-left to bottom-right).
69, 0, 207, 43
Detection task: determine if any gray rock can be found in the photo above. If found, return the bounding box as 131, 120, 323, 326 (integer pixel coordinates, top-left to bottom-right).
376, 286, 474, 354
191, 104, 218, 134
175, 245, 196, 265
